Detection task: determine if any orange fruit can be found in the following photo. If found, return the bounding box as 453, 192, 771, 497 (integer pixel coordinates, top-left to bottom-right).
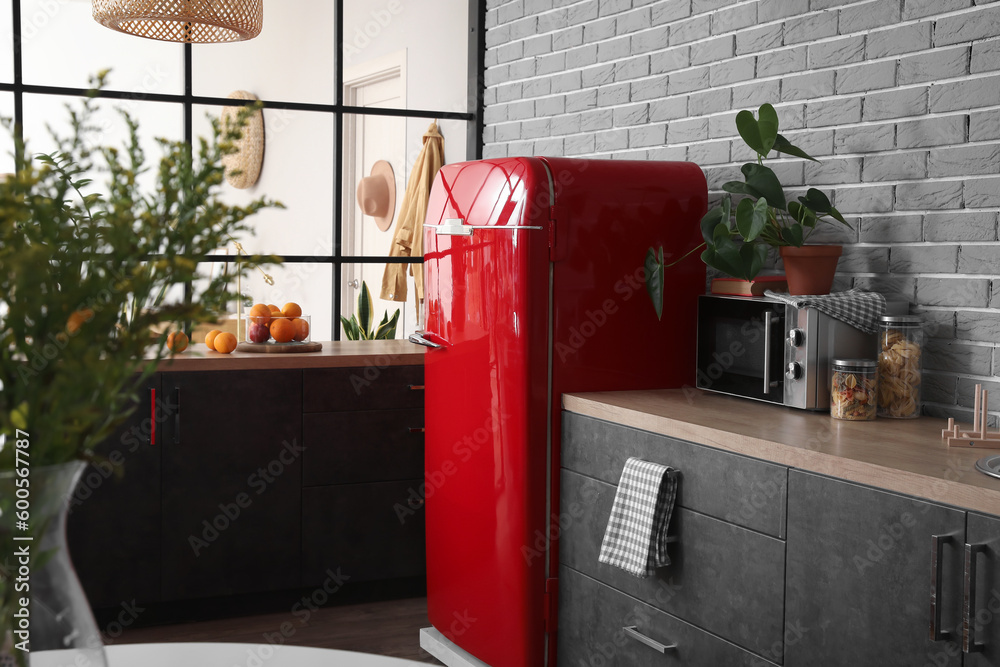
213, 332, 238, 354
66, 308, 94, 335
268, 304, 282, 316
249, 303, 272, 325
167, 331, 189, 353
282, 302, 302, 318
292, 317, 309, 341
205, 329, 222, 351
270, 317, 295, 343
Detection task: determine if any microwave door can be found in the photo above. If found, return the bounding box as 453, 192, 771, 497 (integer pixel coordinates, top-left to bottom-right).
697, 299, 785, 404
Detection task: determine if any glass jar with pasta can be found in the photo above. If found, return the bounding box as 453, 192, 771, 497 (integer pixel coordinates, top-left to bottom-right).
831, 359, 878, 421
877, 315, 923, 419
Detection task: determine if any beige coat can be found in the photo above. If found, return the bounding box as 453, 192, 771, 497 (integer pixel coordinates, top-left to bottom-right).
380, 122, 445, 305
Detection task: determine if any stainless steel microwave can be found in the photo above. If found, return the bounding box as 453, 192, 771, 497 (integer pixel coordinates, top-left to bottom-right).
696, 294, 876, 410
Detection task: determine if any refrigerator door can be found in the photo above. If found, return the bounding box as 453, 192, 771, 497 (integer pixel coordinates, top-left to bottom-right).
422, 158, 552, 667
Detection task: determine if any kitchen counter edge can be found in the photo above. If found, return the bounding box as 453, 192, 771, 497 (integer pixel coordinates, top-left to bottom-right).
562, 388, 1000, 517
154, 340, 424, 372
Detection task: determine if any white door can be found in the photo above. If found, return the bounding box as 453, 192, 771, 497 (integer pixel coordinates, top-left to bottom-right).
343, 51, 414, 338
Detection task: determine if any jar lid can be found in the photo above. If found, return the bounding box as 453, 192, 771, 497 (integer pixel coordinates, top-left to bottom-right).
879, 314, 922, 325
832, 358, 877, 370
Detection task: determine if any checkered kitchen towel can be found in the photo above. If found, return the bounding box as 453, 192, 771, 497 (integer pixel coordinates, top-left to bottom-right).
764, 288, 886, 335
598, 457, 678, 578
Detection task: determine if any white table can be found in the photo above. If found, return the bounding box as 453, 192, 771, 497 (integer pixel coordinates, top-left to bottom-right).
30, 642, 430, 666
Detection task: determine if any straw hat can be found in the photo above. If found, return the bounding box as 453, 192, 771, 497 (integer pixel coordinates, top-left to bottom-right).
357, 160, 396, 231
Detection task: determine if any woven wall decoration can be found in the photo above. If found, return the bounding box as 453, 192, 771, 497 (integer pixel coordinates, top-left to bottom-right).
93, 0, 263, 43
220, 91, 265, 190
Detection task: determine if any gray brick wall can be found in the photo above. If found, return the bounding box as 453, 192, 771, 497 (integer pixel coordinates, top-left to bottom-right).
483, 0, 1000, 422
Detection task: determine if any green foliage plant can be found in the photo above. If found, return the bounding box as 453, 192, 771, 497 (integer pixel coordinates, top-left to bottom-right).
340, 280, 400, 340
645, 103, 850, 319
0, 72, 281, 471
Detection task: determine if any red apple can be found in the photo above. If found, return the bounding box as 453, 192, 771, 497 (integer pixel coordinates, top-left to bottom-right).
248, 322, 270, 343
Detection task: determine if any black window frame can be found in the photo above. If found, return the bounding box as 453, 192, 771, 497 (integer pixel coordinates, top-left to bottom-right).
2, 0, 485, 340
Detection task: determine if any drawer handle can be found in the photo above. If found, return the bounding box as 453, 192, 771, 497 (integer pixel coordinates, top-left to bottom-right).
622, 626, 676, 653
930, 534, 951, 641
408, 384, 425, 391
964, 543, 986, 653
408, 427, 425, 434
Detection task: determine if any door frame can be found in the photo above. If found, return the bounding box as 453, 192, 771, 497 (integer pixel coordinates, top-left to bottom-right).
342, 50, 407, 317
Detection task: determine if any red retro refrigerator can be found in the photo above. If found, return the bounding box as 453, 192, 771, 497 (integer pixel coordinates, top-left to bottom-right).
411, 157, 707, 667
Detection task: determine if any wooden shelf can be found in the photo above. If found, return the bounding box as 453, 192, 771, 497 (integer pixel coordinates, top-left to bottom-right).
562, 388, 1000, 517
153, 339, 424, 372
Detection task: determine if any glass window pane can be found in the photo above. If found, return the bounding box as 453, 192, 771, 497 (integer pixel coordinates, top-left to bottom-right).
245, 262, 333, 343
191, 0, 335, 105
193, 104, 335, 257
344, 0, 470, 113
20, 0, 184, 94
0, 2, 12, 84
0, 92, 15, 174
342, 112, 467, 258
21, 93, 184, 194
340, 262, 417, 341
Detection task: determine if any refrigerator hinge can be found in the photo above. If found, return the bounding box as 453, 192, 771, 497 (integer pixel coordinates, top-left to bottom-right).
548, 206, 566, 262
543, 577, 559, 633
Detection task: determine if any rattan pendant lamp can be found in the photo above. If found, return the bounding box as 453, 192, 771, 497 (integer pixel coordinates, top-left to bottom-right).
93, 0, 263, 43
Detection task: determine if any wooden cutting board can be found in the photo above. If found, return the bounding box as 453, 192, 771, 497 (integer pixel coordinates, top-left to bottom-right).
236, 341, 323, 354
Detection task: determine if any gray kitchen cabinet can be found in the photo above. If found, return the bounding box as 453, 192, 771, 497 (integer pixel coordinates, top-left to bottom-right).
784, 470, 966, 667
965, 513, 1000, 666
559, 412, 788, 664
559, 566, 780, 667
560, 469, 786, 659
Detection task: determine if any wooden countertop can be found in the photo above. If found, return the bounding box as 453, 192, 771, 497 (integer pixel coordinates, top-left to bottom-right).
563, 388, 1000, 517
154, 339, 423, 372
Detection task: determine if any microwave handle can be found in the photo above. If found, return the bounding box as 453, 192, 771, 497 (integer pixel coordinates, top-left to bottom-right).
763, 311, 778, 395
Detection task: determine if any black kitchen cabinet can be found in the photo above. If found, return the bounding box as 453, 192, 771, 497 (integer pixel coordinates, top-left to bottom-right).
784, 470, 966, 667
159, 369, 303, 600
301, 481, 426, 586
300, 366, 425, 588
67, 374, 162, 609
302, 408, 424, 486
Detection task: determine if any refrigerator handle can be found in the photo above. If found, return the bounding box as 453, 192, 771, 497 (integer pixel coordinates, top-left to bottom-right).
409, 331, 446, 349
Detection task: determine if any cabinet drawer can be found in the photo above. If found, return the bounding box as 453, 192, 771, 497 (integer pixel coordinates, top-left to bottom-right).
304, 365, 424, 413
558, 566, 780, 667
303, 409, 424, 486
562, 412, 787, 538
301, 482, 425, 586
560, 469, 786, 659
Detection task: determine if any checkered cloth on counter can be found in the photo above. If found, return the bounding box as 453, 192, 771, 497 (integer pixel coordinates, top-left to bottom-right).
598, 457, 678, 578
764, 288, 886, 335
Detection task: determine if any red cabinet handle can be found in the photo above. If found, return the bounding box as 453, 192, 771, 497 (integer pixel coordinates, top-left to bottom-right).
408, 384, 425, 391
408, 427, 425, 434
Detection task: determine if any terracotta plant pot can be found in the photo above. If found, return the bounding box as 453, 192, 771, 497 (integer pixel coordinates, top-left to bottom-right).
779, 245, 843, 295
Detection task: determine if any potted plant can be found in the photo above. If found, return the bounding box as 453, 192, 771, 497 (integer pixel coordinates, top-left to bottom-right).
340, 280, 400, 340
646, 103, 850, 314
0, 73, 278, 665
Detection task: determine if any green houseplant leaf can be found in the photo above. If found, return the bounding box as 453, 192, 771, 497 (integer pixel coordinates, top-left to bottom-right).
735, 197, 770, 242
644, 246, 665, 321
773, 134, 819, 162
735, 103, 778, 158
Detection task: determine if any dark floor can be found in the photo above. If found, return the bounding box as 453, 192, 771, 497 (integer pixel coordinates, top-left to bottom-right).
113, 596, 442, 664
